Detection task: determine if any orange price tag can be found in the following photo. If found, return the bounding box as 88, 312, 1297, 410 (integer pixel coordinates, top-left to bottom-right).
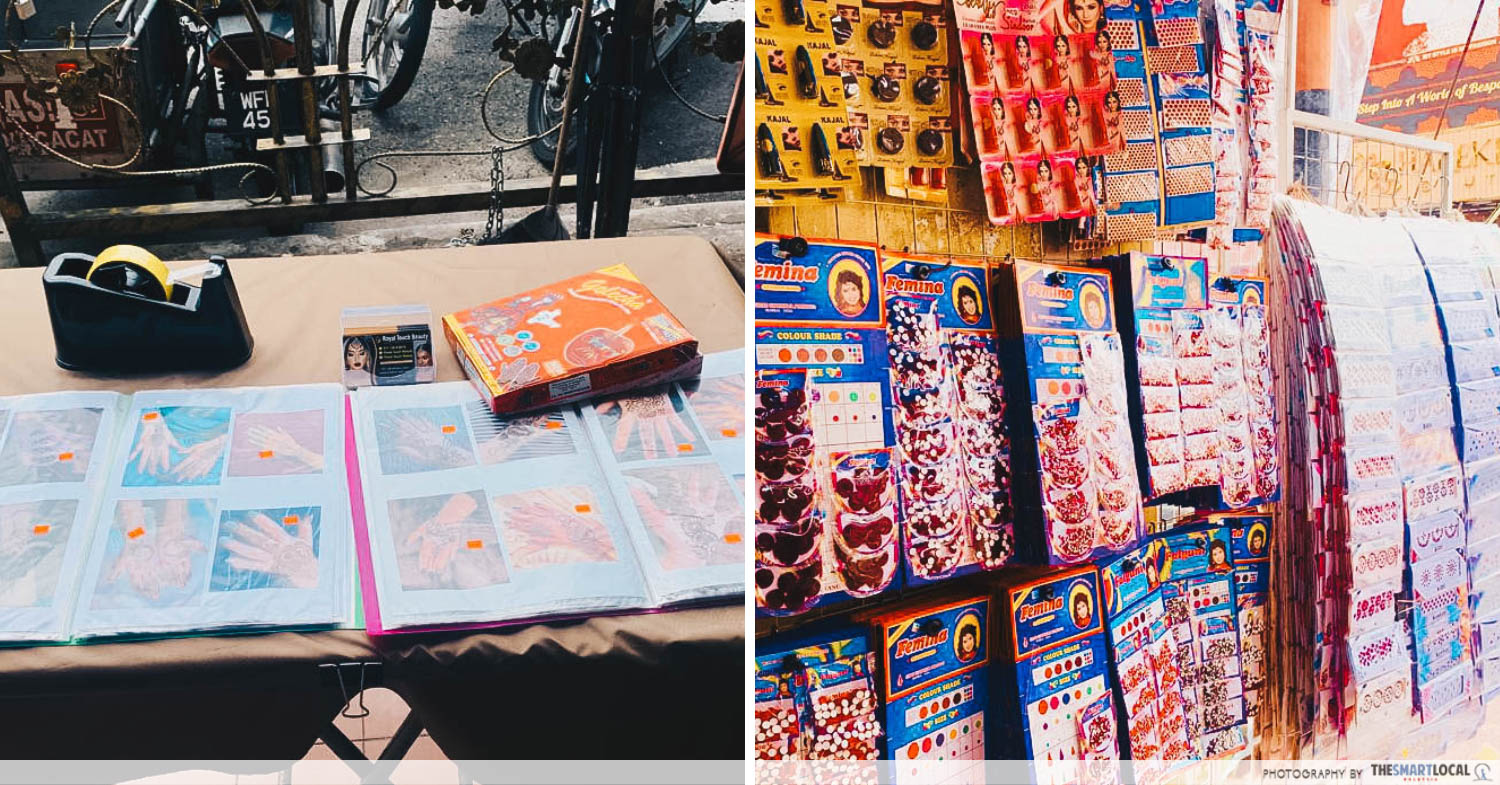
32, 524, 50, 536
126, 527, 145, 540
56, 452, 74, 462
142, 412, 159, 421
720, 429, 739, 438
723, 533, 742, 544
676, 443, 694, 453
259, 450, 275, 459
544, 421, 563, 430
282, 515, 300, 525
466, 540, 484, 550
441, 425, 457, 434
575, 504, 592, 514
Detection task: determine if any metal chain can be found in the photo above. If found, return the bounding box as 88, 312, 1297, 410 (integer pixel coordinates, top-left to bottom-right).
483, 145, 505, 241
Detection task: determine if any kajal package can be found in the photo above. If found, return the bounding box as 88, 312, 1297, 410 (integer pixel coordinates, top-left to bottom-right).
755, 627, 883, 761
754, 0, 861, 201
868, 595, 990, 782
754, 237, 900, 616
884, 256, 1016, 580
992, 565, 1120, 774
993, 260, 1143, 565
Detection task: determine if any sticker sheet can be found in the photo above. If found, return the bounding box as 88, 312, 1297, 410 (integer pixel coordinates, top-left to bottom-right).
71, 384, 353, 639
993, 567, 1117, 779
877, 597, 989, 783
951, 0, 1118, 225
754, 628, 882, 762
885, 255, 1015, 583
354, 351, 744, 630
0, 391, 125, 642
998, 261, 1143, 565
1118, 253, 1208, 501
754, 237, 900, 615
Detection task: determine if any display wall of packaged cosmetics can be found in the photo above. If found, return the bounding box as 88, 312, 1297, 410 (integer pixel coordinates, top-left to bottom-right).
755, 517, 1269, 769
753, 235, 1278, 617
1270, 199, 1500, 758
753, 230, 1278, 768
752, 0, 1284, 242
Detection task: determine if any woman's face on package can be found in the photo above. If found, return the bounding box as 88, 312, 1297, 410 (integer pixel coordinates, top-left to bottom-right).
346, 340, 368, 370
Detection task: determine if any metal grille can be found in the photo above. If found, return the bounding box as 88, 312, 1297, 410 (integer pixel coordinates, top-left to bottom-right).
1288, 109, 1454, 215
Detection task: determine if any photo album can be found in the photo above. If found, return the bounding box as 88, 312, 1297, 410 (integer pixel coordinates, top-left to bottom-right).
348, 348, 746, 633
0, 384, 354, 643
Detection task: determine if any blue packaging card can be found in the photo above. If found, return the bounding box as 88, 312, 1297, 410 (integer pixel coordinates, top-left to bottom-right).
881, 597, 990, 698
1100, 539, 1165, 619
1157, 526, 1234, 581
1008, 569, 1105, 661
884, 257, 994, 334
1228, 516, 1271, 563
754, 238, 884, 327
1131, 255, 1209, 313
1016, 262, 1116, 335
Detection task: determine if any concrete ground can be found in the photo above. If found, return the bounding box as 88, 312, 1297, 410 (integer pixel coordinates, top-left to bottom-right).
0, 0, 744, 268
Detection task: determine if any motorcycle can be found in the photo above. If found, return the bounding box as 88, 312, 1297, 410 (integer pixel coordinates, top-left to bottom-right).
519, 0, 706, 167
0, 0, 433, 195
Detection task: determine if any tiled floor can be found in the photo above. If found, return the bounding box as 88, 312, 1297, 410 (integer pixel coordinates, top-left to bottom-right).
120, 689, 460, 785
306, 687, 449, 761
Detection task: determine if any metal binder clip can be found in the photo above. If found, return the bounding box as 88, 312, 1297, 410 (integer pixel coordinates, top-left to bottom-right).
320, 662, 380, 719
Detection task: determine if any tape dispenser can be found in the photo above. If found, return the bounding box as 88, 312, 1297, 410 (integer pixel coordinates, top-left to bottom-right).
43, 245, 254, 373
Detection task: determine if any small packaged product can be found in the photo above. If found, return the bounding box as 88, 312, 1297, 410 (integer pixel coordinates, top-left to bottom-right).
443, 264, 701, 415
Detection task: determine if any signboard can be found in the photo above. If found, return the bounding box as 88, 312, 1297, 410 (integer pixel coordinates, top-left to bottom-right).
1359, 0, 1500, 203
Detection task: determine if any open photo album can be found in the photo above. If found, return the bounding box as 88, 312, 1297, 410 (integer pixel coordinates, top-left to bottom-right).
349, 349, 746, 632
0, 384, 354, 643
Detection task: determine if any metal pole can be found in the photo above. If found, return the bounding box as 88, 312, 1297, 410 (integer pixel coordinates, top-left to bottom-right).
291, 0, 328, 203
0, 138, 42, 266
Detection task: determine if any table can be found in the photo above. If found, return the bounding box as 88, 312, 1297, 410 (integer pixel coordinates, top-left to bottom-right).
0, 236, 746, 760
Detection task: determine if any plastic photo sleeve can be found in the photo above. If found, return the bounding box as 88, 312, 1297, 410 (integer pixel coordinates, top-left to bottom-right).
71, 384, 352, 639
352, 381, 653, 630
583, 349, 746, 605
0, 391, 126, 643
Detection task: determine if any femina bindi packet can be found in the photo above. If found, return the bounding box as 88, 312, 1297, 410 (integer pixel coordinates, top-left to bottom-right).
442, 264, 702, 415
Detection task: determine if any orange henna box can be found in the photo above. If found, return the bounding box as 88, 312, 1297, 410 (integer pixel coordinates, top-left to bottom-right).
442, 264, 703, 415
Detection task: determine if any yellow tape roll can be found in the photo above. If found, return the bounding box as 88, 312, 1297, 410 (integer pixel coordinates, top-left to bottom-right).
87, 245, 173, 301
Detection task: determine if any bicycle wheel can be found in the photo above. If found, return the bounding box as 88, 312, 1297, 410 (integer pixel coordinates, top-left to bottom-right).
526, 0, 707, 168
361, 0, 436, 110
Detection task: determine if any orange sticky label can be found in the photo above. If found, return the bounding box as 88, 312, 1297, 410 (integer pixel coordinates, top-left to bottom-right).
142, 412, 159, 421
720, 429, 739, 438
544, 421, 563, 430
126, 527, 145, 539
442, 425, 457, 434
723, 533, 742, 544
466, 539, 484, 550
575, 504, 592, 514
282, 515, 299, 525
32, 524, 49, 536
259, 450, 275, 459
677, 443, 694, 453
56, 452, 74, 462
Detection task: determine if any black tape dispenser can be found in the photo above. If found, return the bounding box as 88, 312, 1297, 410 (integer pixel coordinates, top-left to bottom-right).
43, 245, 254, 373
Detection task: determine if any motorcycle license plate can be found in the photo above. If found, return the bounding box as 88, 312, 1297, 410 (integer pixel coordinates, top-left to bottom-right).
0, 84, 123, 156
228, 87, 275, 133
